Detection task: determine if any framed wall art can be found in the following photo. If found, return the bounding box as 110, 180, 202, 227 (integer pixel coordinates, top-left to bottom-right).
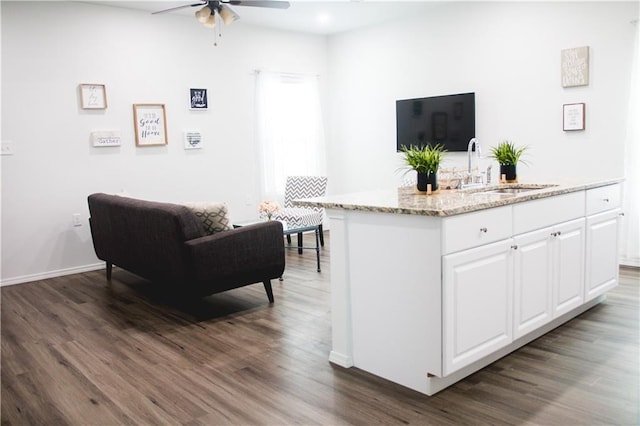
561, 46, 589, 87
133, 104, 168, 146
79, 84, 107, 109
189, 88, 208, 110
563, 103, 585, 131
184, 130, 203, 149
91, 131, 121, 147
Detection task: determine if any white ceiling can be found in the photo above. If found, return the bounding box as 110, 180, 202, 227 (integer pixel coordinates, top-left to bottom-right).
86, 1, 443, 35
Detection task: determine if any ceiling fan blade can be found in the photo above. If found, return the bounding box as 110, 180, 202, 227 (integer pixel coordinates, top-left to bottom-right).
152, 1, 208, 15
225, 1, 290, 9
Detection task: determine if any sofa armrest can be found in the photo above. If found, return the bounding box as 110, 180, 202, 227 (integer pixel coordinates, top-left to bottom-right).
183, 220, 285, 284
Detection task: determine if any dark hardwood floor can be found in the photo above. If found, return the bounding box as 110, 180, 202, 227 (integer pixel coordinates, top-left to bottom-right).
2, 233, 639, 425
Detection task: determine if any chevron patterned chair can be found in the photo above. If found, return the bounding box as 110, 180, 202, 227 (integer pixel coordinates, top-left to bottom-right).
273, 175, 328, 253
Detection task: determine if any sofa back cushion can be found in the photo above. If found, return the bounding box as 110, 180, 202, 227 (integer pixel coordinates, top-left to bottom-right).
88, 193, 205, 283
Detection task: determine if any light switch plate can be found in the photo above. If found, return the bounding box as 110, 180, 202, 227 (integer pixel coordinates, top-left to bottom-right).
1, 141, 15, 156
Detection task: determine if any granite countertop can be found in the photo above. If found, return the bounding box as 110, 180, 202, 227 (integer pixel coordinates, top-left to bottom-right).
294, 178, 623, 217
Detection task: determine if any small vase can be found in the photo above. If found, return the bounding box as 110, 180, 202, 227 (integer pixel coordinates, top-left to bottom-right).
500, 165, 517, 183
426, 171, 438, 191
417, 171, 438, 192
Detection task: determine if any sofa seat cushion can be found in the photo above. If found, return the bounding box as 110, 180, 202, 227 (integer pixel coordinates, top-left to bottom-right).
183, 202, 230, 235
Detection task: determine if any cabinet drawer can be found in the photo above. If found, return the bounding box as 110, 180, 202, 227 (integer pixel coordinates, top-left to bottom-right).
442, 206, 512, 254
586, 184, 621, 216
513, 191, 585, 235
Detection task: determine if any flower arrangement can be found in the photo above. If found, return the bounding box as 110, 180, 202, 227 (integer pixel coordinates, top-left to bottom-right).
258, 200, 280, 220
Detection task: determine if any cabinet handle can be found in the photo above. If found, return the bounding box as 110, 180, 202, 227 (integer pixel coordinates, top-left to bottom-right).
619, 212, 625, 217
511, 245, 518, 250
479, 227, 488, 233
556, 231, 562, 236
603, 198, 610, 202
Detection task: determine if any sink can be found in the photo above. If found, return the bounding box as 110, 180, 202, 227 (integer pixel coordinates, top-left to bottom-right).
468, 184, 558, 196
482, 187, 541, 194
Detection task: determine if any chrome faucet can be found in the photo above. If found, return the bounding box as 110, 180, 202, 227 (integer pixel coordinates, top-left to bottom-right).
463, 137, 482, 187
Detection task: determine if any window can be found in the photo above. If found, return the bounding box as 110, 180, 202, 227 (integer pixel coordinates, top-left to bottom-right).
255, 71, 326, 201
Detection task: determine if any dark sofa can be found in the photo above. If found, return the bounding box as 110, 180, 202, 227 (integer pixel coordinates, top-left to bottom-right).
87, 193, 285, 302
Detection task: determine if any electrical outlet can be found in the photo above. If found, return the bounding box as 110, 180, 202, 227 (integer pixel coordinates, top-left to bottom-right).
72, 214, 82, 227
245, 195, 253, 206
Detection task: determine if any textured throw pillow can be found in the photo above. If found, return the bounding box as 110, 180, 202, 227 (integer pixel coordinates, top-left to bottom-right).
182, 202, 230, 235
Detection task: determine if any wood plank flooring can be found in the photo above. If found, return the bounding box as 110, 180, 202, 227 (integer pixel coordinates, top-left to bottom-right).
2, 233, 639, 425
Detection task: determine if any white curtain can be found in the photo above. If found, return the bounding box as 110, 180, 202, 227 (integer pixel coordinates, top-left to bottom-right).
255, 70, 327, 202
622, 21, 640, 267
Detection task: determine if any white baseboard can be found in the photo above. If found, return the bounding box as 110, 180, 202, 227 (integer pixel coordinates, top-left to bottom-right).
0, 263, 105, 287
329, 350, 354, 368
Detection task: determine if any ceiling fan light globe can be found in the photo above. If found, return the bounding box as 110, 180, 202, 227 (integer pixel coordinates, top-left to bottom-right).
203, 13, 217, 28
219, 5, 239, 25
195, 6, 211, 23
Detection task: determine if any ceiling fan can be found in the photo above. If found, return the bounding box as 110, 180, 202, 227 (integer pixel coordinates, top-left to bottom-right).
153, 1, 291, 28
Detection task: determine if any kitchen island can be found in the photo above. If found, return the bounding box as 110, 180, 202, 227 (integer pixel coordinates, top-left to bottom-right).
297, 179, 623, 395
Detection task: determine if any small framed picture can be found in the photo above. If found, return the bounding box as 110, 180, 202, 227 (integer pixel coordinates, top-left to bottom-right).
184, 130, 203, 149
79, 84, 107, 109
189, 88, 208, 110
91, 131, 121, 147
563, 103, 585, 131
561, 46, 589, 88
133, 104, 168, 146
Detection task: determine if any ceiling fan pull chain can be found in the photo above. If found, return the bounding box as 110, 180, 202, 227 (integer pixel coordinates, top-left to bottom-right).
213, 9, 219, 46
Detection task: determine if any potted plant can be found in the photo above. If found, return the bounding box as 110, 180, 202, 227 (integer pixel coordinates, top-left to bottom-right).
488, 140, 528, 183
400, 143, 446, 191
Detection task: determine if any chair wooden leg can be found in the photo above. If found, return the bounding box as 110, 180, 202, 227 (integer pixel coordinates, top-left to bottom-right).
297, 232, 303, 254
263, 280, 274, 303
319, 224, 325, 247
106, 262, 112, 280
286, 234, 292, 244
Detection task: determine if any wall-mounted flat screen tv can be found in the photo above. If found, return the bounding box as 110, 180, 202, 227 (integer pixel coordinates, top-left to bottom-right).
396, 92, 475, 152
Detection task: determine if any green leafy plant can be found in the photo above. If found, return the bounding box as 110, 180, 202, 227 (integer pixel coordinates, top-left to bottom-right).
488, 140, 529, 166
400, 143, 446, 174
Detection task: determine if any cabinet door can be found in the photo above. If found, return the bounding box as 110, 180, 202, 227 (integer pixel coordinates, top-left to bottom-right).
553, 218, 585, 317
513, 227, 553, 339
585, 210, 620, 301
443, 239, 513, 376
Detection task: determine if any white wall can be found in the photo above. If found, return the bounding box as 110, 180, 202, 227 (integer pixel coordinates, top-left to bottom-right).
2, 1, 638, 284
1, 1, 327, 284
327, 1, 639, 193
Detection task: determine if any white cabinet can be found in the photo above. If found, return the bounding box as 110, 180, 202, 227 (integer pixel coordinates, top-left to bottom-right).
585, 209, 621, 301
552, 218, 586, 317
443, 239, 513, 376
508, 218, 586, 340
513, 227, 553, 339
585, 184, 621, 302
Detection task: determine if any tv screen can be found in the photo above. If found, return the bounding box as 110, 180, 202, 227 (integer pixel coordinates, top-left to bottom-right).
396, 92, 475, 152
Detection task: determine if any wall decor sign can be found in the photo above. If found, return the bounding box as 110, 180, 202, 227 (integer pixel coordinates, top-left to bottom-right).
184, 130, 203, 149
563, 103, 585, 131
79, 84, 107, 109
133, 104, 168, 146
561, 46, 589, 87
190, 88, 208, 109
91, 131, 121, 147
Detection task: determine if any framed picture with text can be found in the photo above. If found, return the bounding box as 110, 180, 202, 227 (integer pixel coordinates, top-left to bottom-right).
133, 104, 168, 146
563, 103, 585, 131
79, 84, 107, 109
